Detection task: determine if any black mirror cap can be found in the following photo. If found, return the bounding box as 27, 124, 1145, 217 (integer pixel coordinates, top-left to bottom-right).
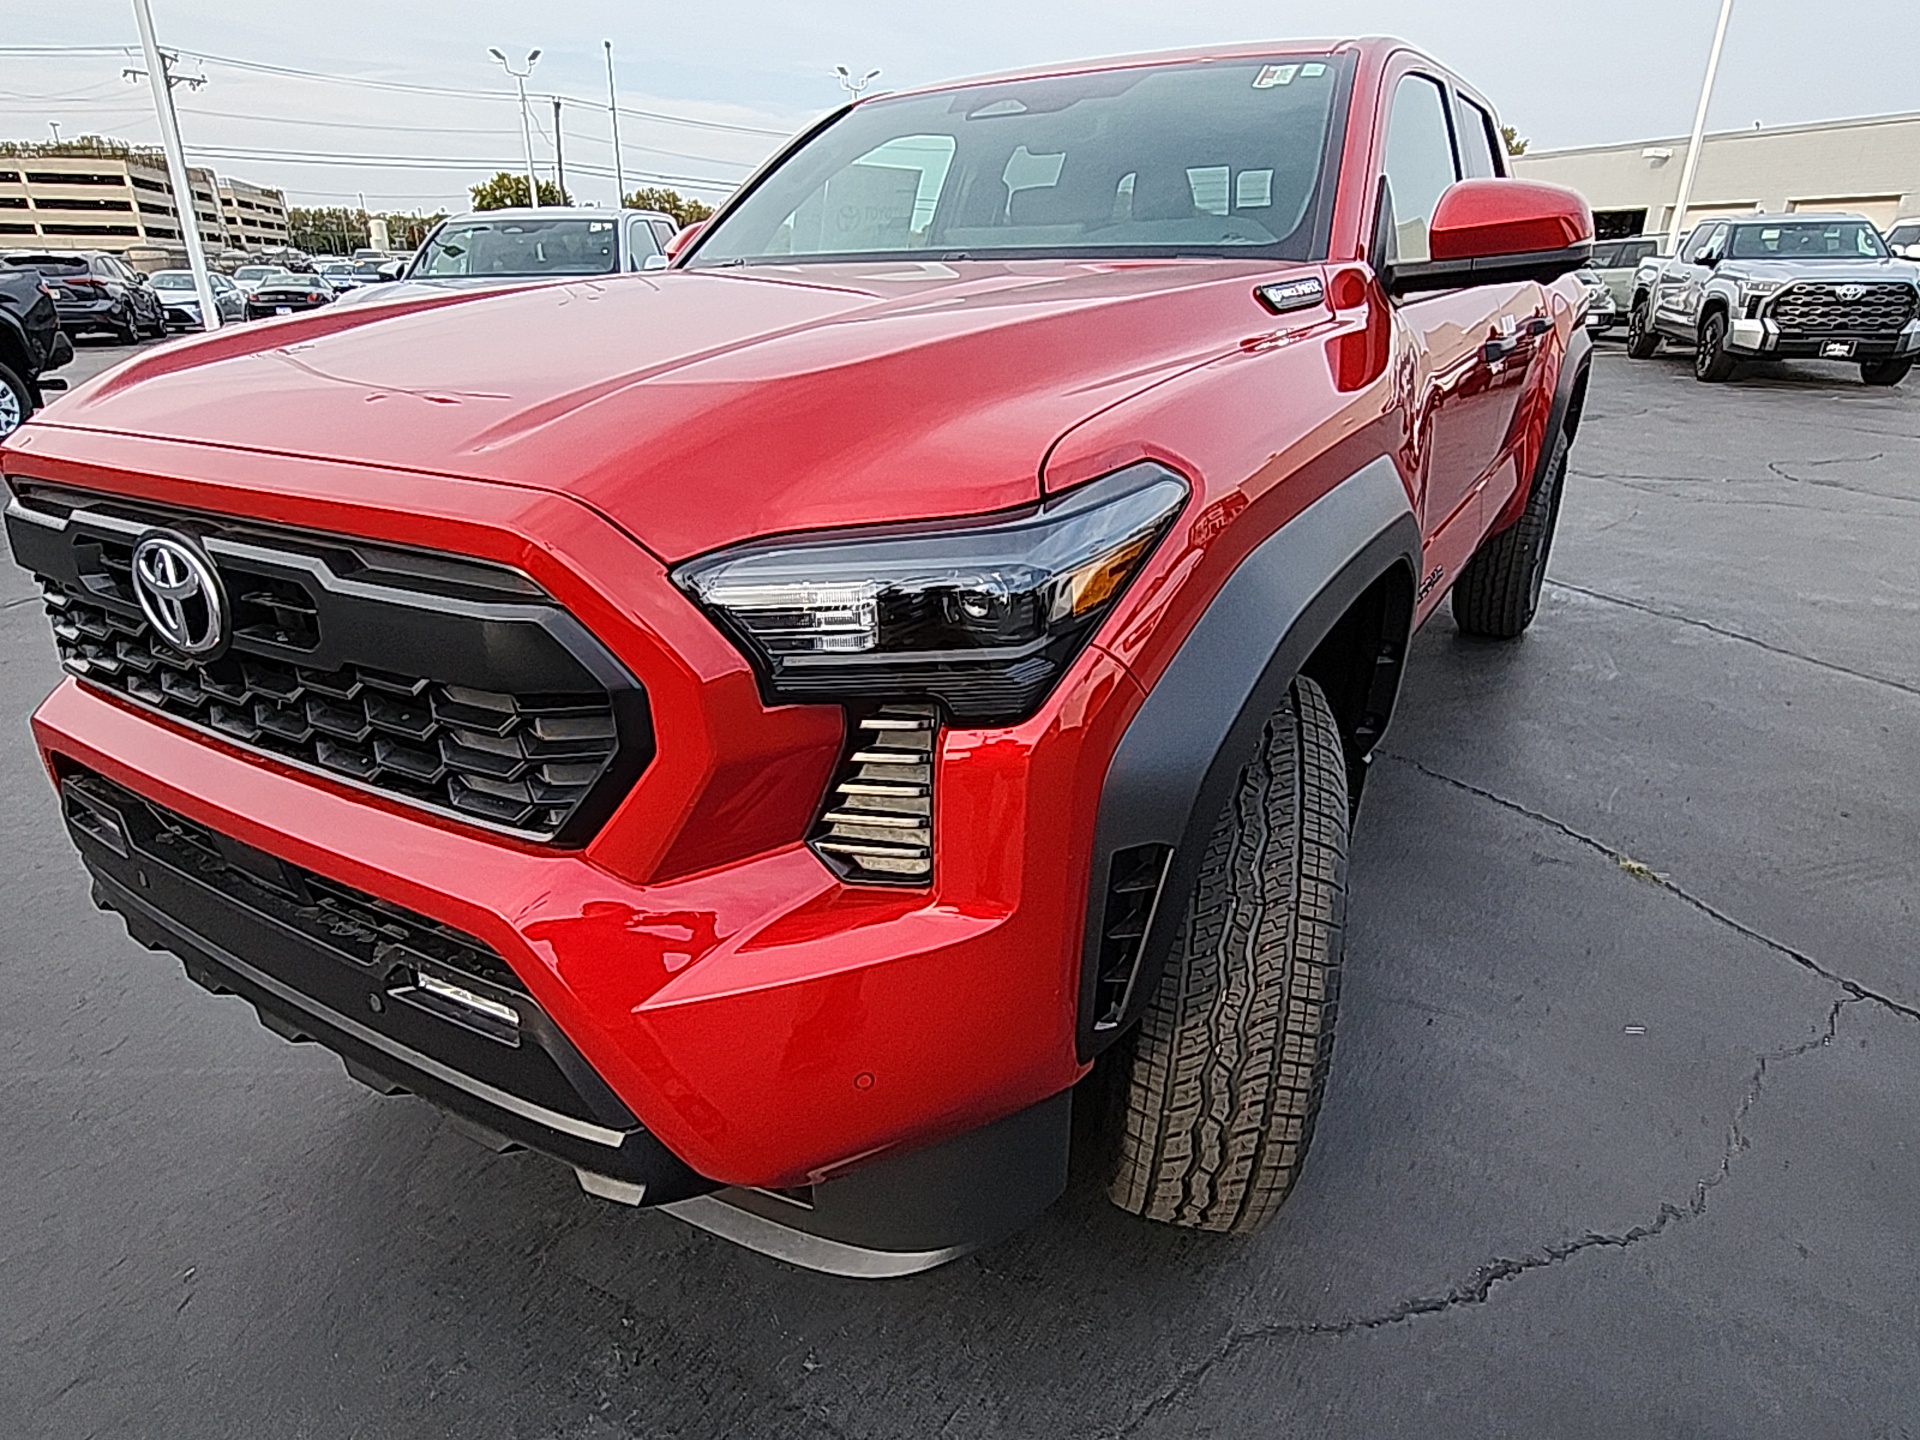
1387, 240, 1595, 296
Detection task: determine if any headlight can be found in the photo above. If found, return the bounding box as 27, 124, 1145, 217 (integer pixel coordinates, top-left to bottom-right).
673, 463, 1189, 724
1738, 279, 1786, 303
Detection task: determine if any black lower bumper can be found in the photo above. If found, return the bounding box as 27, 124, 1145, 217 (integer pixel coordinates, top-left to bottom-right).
59, 764, 1072, 1269
60, 766, 714, 1203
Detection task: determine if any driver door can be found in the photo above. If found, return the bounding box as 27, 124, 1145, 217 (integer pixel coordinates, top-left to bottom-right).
1379, 69, 1543, 611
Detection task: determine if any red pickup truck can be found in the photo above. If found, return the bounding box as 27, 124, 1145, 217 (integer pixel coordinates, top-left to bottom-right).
3, 38, 1591, 1276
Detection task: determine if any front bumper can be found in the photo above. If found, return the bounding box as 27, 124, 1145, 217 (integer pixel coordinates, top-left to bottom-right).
1728, 316, 1920, 358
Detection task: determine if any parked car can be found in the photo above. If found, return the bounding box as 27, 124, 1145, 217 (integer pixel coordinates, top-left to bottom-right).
148, 269, 247, 328
1886, 218, 1920, 259
1585, 235, 1660, 314
230, 265, 293, 298
1575, 265, 1617, 331
1, 38, 1595, 1274
1, 251, 166, 343
0, 265, 74, 437
331, 207, 679, 306
1626, 212, 1920, 384
242, 272, 337, 320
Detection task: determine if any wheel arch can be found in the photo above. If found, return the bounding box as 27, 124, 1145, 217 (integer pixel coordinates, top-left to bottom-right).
1075, 455, 1419, 1059
0, 317, 38, 414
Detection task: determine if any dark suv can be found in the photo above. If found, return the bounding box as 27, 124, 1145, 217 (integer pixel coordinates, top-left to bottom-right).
2, 251, 166, 344
0, 266, 73, 437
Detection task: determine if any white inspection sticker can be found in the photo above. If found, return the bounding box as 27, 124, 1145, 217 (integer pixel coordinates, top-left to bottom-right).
1252, 64, 1299, 88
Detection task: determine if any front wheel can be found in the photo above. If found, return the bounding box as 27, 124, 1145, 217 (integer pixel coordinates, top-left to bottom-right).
1106, 675, 1349, 1236
1861, 358, 1912, 387
1695, 311, 1737, 382
1625, 297, 1660, 359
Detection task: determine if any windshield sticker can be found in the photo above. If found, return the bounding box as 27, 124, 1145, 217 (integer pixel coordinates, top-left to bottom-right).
1301, 63, 1327, 78
1252, 64, 1299, 89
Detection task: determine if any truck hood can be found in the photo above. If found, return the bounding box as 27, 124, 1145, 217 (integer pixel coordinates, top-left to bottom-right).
30, 260, 1295, 560
1728, 257, 1920, 284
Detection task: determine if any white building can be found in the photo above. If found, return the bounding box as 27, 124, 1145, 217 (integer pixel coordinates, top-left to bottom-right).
1514, 112, 1920, 239
0, 148, 287, 258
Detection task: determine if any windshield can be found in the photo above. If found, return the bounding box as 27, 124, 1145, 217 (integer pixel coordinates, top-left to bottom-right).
235, 267, 282, 281
414, 216, 620, 277
1729, 221, 1889, 260
149, 271, 195, 289
1886, 223, 1920, 247
691, 55, 1350, 266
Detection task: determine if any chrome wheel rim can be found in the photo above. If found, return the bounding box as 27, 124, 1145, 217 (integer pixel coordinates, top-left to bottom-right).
0, 380, 22, 436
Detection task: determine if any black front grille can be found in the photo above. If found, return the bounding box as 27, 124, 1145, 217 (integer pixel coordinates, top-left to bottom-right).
7, 488, 652, 844
71, 769, 523, 995
1770, 282, 1918, 336
48, 586, 619, 836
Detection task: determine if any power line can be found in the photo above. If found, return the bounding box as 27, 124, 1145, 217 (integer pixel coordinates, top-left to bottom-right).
0, 42, 793, 137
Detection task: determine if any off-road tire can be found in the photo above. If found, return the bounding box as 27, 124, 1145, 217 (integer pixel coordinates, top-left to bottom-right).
1694, 311, 1737, 382
1625, 297, 1660, 359
1107, 675, 1349, 1236
0, 361, 29, 438
1450, 428, 1570, 639
1861, 358, 1912, 387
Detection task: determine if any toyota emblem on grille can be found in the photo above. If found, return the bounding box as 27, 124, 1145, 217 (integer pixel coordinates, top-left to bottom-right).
131, 531, 228, 658
1836, 284, 1868, 302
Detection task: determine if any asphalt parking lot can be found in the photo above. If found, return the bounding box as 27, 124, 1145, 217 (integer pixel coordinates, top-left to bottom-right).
4, 335, 1917, 1438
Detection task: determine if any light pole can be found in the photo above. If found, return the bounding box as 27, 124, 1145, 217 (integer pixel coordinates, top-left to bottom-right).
605, 41, 625, 207
834, 65, 881, 99
552, 97, 566, 202
488, 47, 542, 207
1666, 0, 1736, 255
130, 0, 220, 331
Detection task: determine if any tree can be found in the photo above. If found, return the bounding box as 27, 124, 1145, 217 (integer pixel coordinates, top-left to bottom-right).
287, 206, 369, 256
1501, 125, 1529, 158
380, 211, 448, 249
622, 186, 714, 227
469, 172, 568, 210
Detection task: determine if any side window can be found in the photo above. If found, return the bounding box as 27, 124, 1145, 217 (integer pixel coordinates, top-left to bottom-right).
1702, 222, 1730, 260
1382, 74, 1460, 264
1454, 96, 1503, 180
625, 217, 661, 266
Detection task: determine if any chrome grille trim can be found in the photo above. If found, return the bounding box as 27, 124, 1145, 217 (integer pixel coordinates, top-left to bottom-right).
810, 704, 936, 883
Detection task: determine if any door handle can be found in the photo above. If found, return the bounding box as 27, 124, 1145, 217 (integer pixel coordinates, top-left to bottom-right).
1483, 335, 1521, 362
1522, 316, 1553, 337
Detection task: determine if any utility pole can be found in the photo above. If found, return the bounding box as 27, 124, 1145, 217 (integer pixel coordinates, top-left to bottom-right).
489, 47, 542, 207
604, 41, 625, 207
130, 0, 219, 331
1666, 0, 1736, 255
552, 97, 566, 202
48, 121, 61, 143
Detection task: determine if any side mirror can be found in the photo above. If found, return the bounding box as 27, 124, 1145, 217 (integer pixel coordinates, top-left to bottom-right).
1690, 247, 1718, 267
1390, 178, 1593, 296
376, 261, 404, 281
664, 220, 706, 263
640, 254, 669, 271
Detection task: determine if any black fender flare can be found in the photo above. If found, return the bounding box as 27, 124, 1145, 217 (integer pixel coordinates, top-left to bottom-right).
1077, 456, 1420, 1059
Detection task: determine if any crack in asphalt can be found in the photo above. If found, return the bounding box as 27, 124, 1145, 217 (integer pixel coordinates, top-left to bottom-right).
1765, 459, 1920, 507
1112, 995, 1860, 1437
1580, 471, 1918, 520
1544, 579, 1920, 700
1384, 756, 1920, 1025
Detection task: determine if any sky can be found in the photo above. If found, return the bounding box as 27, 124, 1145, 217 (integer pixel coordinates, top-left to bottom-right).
3, 0, 1915, 213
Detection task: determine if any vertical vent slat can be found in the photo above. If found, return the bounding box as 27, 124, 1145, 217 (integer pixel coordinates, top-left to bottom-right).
810, 703, 938, 884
